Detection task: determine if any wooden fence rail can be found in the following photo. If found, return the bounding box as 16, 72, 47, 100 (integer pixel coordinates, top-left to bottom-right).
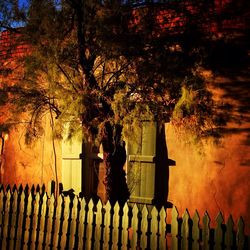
0, 184, 249, 249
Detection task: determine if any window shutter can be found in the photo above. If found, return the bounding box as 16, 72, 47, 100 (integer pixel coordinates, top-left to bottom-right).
62, 137, 82, 194
127, 122, 157, 204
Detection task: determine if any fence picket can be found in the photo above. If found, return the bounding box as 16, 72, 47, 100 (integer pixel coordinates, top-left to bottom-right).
23, 192, 33, 250
69, 196, 78, 249
44, 194, 55, 249
192, 210, 200, 250
16, 191, 25, 250
86, 199, 94, 250
52, 195, 63, 248
94, 200, 103, 250
0, 185, 249, 249
131, 203, 139, 249
141, 205, 149, 250
121, 202, 129, 249
112, 201, 120, 249
150, 206, 158, 249
30, 192, 40, 250
202, 212, 210, 250
37, 193, 48, 249
159, 207, 166, 250
103, 201, 112, 250
9, 190, 18, 249
225, 215, 234, 250
181, 209, 190, 250
78, 197, 86, 249
61, 196, 70, 249
237, 217, 245, 250
215, 212, 224, 250
171, 206, 179, 250
2, 190, 11, 249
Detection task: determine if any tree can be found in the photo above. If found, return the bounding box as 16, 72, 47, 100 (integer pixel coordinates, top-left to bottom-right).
0, 0, 217, 203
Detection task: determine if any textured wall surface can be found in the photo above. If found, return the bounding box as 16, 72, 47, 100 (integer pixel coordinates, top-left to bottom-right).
167, 73, 250, 233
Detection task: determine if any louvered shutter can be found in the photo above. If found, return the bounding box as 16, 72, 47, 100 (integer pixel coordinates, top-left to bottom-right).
62, 137, 82, 194
127, 122, 156, 204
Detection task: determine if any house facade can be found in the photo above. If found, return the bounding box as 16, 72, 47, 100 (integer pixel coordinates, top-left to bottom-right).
0, 0, 249, 233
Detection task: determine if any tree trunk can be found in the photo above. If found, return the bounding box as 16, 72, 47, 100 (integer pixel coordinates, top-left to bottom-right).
102, 122, 130, 205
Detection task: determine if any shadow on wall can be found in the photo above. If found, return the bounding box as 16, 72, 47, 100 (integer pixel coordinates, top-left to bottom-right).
205, 27, 250, 152
154, 125, 174, 207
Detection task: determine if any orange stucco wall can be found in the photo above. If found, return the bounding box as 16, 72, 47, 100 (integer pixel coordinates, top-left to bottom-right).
0, 115, 62, 189
167, 73, 250, 233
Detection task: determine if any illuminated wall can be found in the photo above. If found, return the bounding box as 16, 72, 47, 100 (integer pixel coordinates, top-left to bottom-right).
167, 72, 250, 233
0, 116, 62, 189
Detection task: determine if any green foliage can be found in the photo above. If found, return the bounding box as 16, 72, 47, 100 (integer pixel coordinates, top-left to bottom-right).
0, 0, 216, 146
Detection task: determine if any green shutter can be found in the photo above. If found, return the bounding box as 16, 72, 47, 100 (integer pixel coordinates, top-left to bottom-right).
127, 122, 156, 204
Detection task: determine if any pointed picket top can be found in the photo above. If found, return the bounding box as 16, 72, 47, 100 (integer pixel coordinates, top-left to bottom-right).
225, 215, 234, 250
132, 203, 139, 215
121, 202, 129, 249
192, 210, 200, 250
72, 196, 79, 219
94, 200, 103, 250
86, 198, 95, 250
37, 192, 48, 249
216, 211, 224, 225
159, 206, 167, 250
113, 201, 120, 215
103, 201, 112, 249
27, 192, 33, 211
181, 209, 190, 250
122, 202, 129, 231
41, 192, 48, 213
202, 211, 210, 250
141, 205, 149, 250
171, 206, 179, 237
150, 206, 158, 250
172, 206, 179, 220
78, 197, 87, 250
214, 212, 224, 250
193, 210, 200, 224
236, 217, 245, 250
56, 194, 63, 209
96, 199, 103, 225
151, 205, 158, 216
104, 200, 111, 213
31, 192, 41, 249
15, 189, 25, 249
9, 189, 19, 250
64, 196, 71, 219
49, 193, 55, 207
6, 188, 11, 202
182, 209, 190, 225
69, 196, 79, 249
61, 196, 71, 249
80, 197, 86, 214
113, 201, 120, 249
123, 202, 129, 217
88, 198, 94, 211
131, 203, 139, 249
